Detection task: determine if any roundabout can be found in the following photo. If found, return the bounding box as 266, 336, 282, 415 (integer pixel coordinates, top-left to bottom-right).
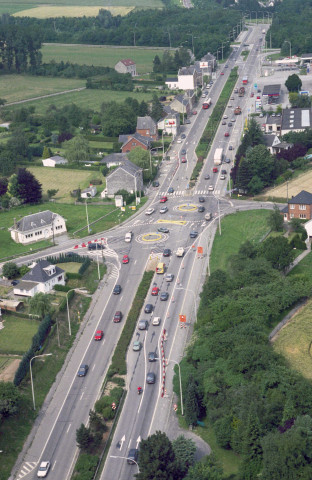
137, 232, 169, 244
174, 203, 198, 212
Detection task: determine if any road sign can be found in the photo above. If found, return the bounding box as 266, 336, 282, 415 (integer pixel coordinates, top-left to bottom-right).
254, 83, 257, 88
179, 314, 186, 323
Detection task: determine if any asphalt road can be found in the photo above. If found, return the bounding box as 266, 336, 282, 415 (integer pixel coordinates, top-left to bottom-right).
10, 23, 277, 480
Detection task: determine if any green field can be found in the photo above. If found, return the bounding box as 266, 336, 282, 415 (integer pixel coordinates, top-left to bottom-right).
1, 0, 164, 6
27, 166, 104, 203
42, 44, 169, 74
5, 85, 153, 114
288, 251, 312, 280
273, 298, 312, 380
0, 317, 39, 355
0, 75, 85, 105
210, 209, 271, 272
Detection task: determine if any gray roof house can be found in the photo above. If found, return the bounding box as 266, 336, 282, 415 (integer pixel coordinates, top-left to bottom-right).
120, 132, 152, 153
100, 153, 129, 168
281, 108, 312, 135
9, 210, 67, 245
13, 260, 65, 297
103, 159, 143, 198
42, 155, 68, 167
136, 116, 157, 139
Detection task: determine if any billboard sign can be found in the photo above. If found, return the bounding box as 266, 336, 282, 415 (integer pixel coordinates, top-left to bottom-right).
165, 119, 176, 127
200, 61, 209, 69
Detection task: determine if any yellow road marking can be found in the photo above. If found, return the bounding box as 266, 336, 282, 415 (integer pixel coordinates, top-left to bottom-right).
177, 204, 197, 212
142, 233, 162, 242
156, 219, 187, 225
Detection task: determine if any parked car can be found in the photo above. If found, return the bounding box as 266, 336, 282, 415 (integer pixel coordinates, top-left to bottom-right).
77, 364, 88, 377
192, 110, 197, 115
152, 181, 159, 187
94, 330, 104, 340
11, 280, 19, 286
185, 119, 191, 124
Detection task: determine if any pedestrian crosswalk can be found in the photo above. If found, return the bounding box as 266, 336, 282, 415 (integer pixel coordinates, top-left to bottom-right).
17, 462, 37, 479
158, 190, 220, 196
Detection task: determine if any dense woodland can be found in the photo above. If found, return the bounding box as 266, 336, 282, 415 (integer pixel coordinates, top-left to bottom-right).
178, 237, 312, 479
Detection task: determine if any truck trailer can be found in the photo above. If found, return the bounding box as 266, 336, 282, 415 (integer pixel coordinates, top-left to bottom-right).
214, 148, 223, 165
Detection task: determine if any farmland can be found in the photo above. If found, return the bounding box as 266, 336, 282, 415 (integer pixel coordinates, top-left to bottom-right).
41, 44, 169, 74
14, 6, 134, 18
0, 75, 85, 105
261, 169, 312, 201
5, 87, 153, 114
26, 166, 104, 203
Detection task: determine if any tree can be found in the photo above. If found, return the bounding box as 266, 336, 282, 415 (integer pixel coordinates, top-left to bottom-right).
185, 377, 200, 426
7, 173, 19, 198
285, 73, 302, 92
150, 94, 164, 122
290, 217, 305, 233
17, 168, 42, 204
260, 236, 295, 271
47, 189, 59, 199
172, 435, 196, 478
267, 204, 284, 232
28, 292, 53, 319
185, 454, 223, 480
239, 409, 263, 479
2, 262, 19, 279
0, 177, 8, 196
137, 431, 177, 480
64, 135, 90, 164
42, 146, 52, 159
153, 55, 162, 73
128, 147, 152, 181
76, 423, 93, 450
0, 382, 20, 419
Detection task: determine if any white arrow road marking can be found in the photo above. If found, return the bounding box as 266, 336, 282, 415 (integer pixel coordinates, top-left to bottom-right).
120, 435, 126, 450
136, 436, 141, 449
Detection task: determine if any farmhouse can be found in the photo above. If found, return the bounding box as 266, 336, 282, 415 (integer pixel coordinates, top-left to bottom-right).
9, 210, 67, 245
104, 160, 143, 197
282, 190, 312, 221
13, 260, 65, 297
42, 155, 68, 167
114, 59, 137, 77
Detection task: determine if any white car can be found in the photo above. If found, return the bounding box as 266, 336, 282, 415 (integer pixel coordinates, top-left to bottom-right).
220, 175, 226, 180
145, 207, 155, 215
160, 206, 168, 214
152, 316, 161, 326
208, 185, 214, 191
223, 115, 228, 119
165, 273, 174, 282
37, 461, 50, 478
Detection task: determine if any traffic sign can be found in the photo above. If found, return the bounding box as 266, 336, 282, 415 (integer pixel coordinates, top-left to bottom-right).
179, 314, 186, 323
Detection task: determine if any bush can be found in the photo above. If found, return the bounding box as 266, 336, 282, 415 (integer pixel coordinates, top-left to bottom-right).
74, 453, 99, 480
66, 272, 82, 280
54, 284, 72, 292
110, 376, 125, 387
79, 258, 91, 275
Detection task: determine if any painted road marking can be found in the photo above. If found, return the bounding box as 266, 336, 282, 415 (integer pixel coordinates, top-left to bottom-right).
156, 219, 187, 226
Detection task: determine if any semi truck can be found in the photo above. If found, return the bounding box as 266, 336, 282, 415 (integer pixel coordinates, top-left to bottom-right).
238, 87, 245, 97
214, 148, 223, 165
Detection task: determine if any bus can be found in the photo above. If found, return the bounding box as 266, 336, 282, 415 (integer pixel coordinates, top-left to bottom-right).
202, 98, 212, 109
242, 76, 248, 85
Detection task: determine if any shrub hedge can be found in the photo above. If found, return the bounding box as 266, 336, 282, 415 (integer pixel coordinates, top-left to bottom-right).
108, 270, 154, 376
74, 453, 99, 480
14, 314, 52, 386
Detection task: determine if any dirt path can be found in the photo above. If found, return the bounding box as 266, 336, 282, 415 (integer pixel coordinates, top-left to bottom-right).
0, 358, 20, 382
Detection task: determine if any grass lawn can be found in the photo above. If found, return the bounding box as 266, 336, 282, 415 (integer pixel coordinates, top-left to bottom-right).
0, 355, 14, 370
14, 6, 134, 18
0, 75, 85, 105
288, 250, 312, 280
56, 261, 81, 273
2, 0, 164, 8
42, 45, 169, 74
0, 316, 39, 355
210, 209, 271, 272
196, 424, 241, 476
27, 166, 104, 203
273, 298, 312, 380
5, 88, 154, 115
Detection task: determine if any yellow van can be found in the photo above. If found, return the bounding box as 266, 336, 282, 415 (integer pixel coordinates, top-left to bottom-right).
156, 263, 165, 274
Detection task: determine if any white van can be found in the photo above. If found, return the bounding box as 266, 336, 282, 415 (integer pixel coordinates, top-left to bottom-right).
125, 232, 132, 243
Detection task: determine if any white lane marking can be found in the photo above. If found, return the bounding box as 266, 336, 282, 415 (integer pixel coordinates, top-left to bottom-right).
66, 424, 71, 434
80, 392, 84, 401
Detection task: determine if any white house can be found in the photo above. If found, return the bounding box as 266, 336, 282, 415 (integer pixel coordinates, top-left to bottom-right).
305, 219, 312, 239
81, 185, 97, 198
158, 113, 180, 137
114, 59, 137, 76
165, 77, 179, 90
42, 155, 68, 167
178, 66, 198, 90
13, 260, 65, 297
9, 210, 67, 245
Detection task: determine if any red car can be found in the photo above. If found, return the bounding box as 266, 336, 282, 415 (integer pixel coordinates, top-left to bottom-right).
221, 72, 224, 75
192, 110, 197, 115
224, 132, 230, 137
113, 311, 122, 323
122, 255, 129, 264
181, 156, 187, 163
257, 96, 261, 100
94, 330, 104, 341
213, 167, 218, 173
151, 287, 159, 296
160, 196, 168, 203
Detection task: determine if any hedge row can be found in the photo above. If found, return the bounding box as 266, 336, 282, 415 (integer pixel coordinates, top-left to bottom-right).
14, 314, 52, 386
74, 454, 99, 480
108, 270, 154, 376
95, 386, 123, 421
79, 258, 91, 275
47, 253, 87, 264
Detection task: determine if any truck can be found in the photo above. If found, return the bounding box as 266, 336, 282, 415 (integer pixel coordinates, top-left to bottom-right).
214, 148, 223, 165
202, 98, 212, 109
242, 76, 248, 85
238, 87, 245, 97
176, 247, 185, 257
234, 106, 242, 115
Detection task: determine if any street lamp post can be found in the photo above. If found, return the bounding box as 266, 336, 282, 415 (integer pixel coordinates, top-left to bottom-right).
187, 33, 198, 56
30, 353, 52, 410
110, 456, 140, 472
169, 360, 184, 416
284, 40, 291, 58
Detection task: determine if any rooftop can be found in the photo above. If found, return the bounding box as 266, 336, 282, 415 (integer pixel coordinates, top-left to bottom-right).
288, 190, 312, 205
262, 84, 281, 96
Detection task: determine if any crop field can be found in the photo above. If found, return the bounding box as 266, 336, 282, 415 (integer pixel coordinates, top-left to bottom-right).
0, 317, 39, 355
27, 166, 104, 203
6, 88, 153, 115
261, 169, 312, 201
14, 6, 134, 18
2, 0, 164, 7
42, 44, 169, 74
0, 75, 85, 105
273, 298, 312, 380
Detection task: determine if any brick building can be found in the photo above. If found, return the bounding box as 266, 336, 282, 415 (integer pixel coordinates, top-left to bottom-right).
282, 190, 312, 221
